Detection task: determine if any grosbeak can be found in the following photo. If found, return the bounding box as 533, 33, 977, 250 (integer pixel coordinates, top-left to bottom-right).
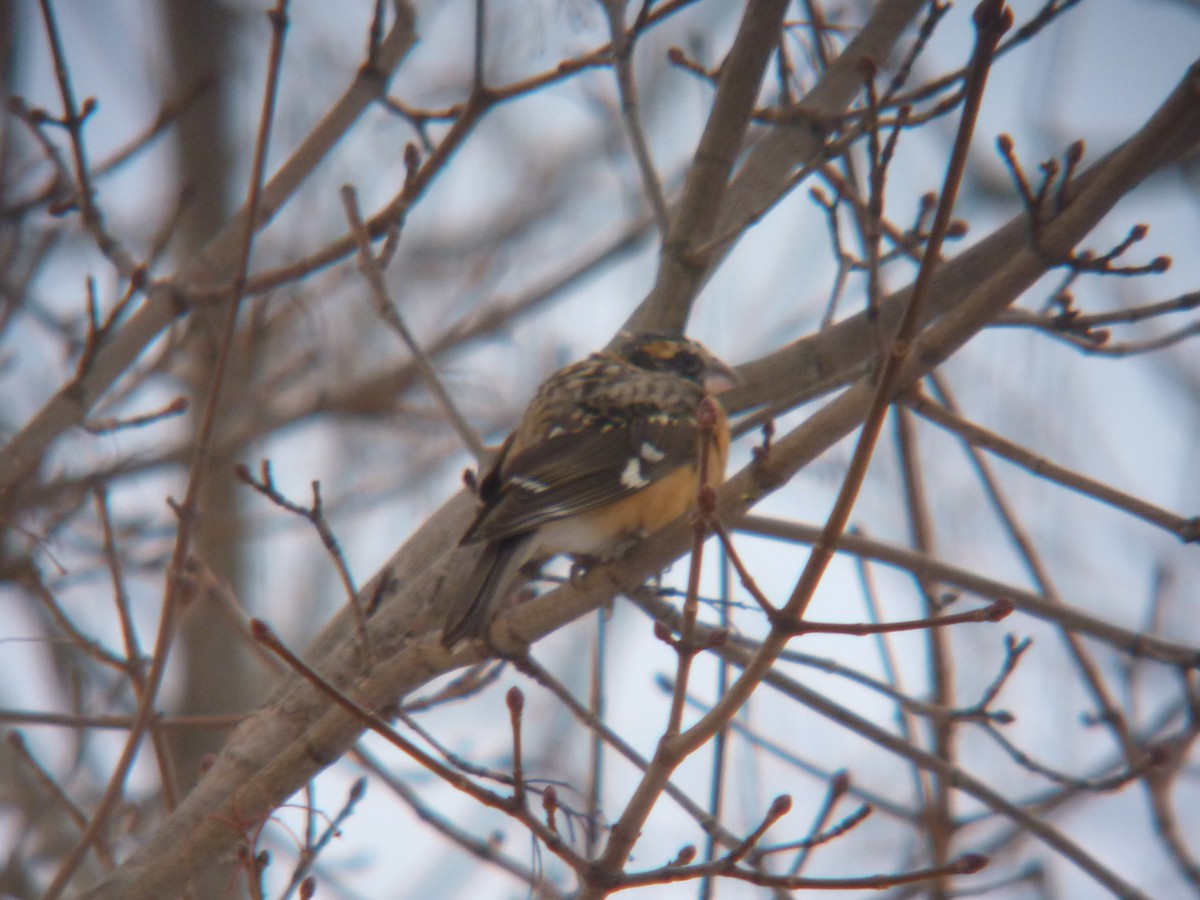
444, 331, 735, 645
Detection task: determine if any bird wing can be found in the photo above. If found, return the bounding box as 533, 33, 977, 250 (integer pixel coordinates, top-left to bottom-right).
461, 414, 701, 544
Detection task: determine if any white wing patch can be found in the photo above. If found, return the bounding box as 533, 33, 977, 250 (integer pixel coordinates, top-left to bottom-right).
510, 476, 549, 493
620, 456, 649, 489
640, 441, 666, 462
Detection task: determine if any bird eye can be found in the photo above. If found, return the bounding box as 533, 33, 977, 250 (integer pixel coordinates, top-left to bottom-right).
679, 352, 704, 376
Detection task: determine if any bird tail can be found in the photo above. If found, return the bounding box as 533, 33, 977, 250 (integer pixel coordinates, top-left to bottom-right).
442, 536, 531, 646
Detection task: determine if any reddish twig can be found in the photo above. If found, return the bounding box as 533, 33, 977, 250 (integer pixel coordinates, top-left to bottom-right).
781, 598, 1013, 636
507, 686, 527, 809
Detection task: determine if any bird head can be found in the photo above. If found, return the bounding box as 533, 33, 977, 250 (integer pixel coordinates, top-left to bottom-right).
612, 331, 738, 393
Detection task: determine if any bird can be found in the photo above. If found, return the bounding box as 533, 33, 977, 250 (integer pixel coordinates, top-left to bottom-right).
443, 331, 736, 646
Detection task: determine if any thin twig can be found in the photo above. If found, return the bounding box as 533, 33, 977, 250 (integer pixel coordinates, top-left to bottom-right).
83, 396, 189, 435
925, 372, 1144, 770
783, 770, 851, 876
506, 687, 526, 809
738, 514, 1200, 668
279, 778, 367, 900
251, 620, 588, 873
340, 185, 486, 463
781, 598, 1012, 636
893, 403, 955, 896
354, 746, 566, 897
603, 1, 671, 234
93, 486, 181, 810
662, 398, 721, 737
699, 542, 735, 900
616, 850, 986, 891
36, 0, 139, 278
586, 609, 608, 857
509, 652, 754, 855
904, 386, 1197, 542
7, 732, 109, 864
235, 459, 371, 658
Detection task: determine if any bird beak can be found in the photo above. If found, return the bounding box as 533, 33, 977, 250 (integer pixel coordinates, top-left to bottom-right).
703, 357, 740, 394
